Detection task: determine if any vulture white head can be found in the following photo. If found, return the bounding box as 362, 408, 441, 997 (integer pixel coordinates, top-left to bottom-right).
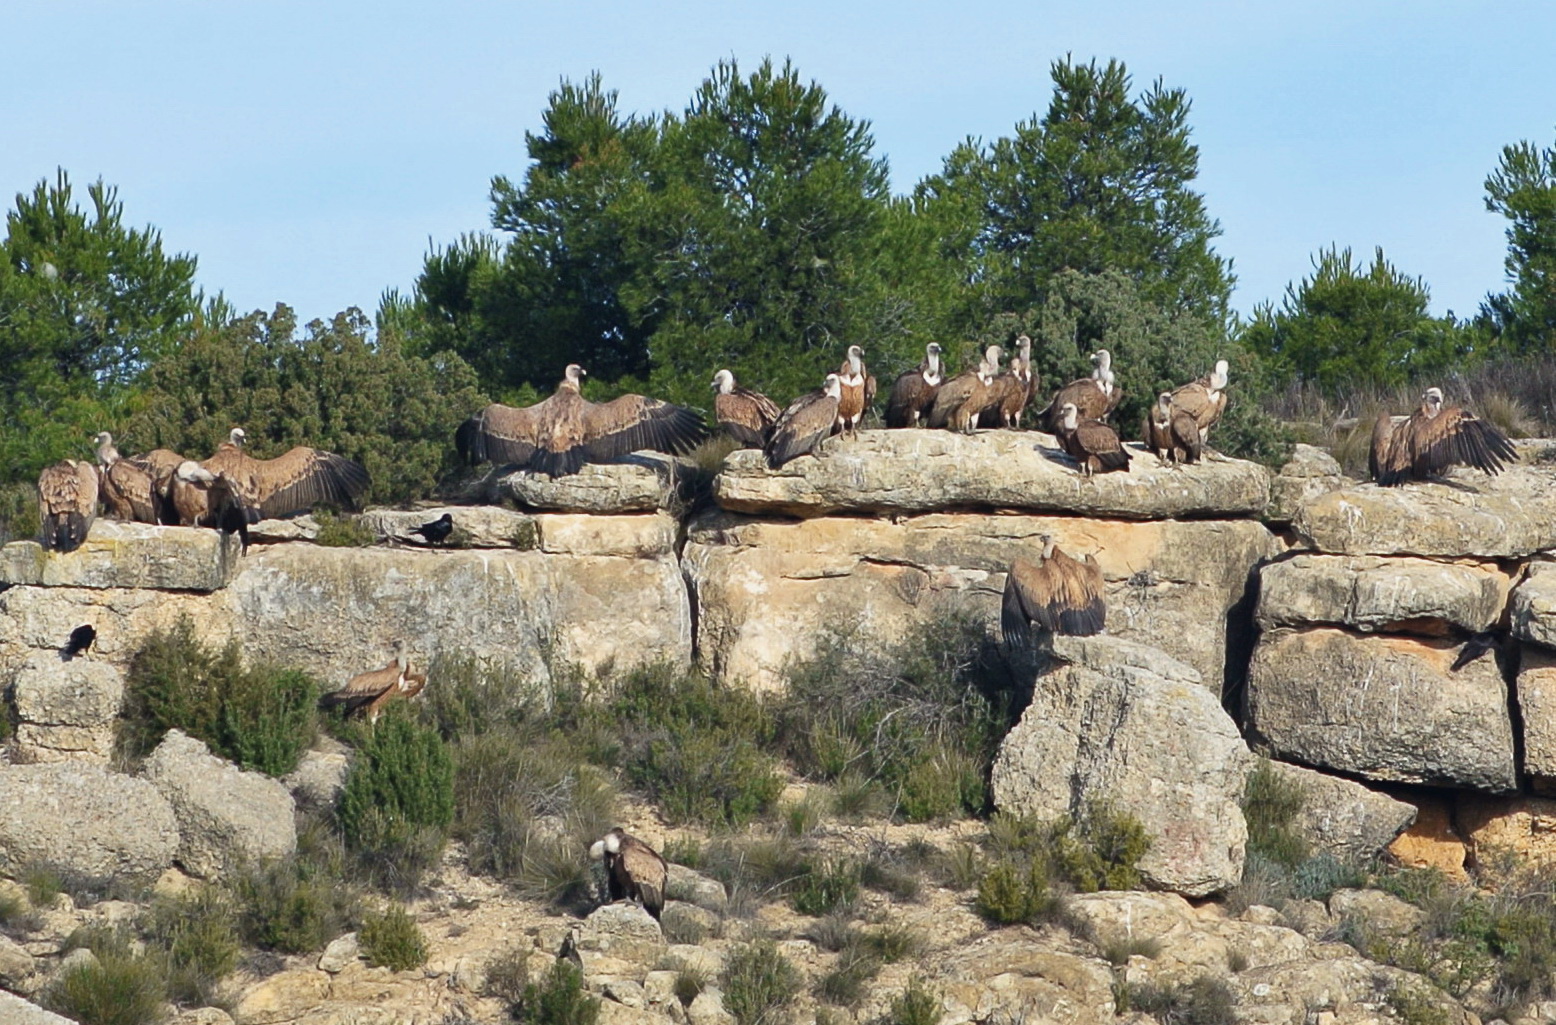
1059, 402, 1080, 432
93, 432, 119, 463
1091, 349, 1114, 371
845, 345, 864, 375
227, 427, 248, 448
1015, 335, 1032, 359
925, 342, 943, 380
588, 828, 624, 860
1210, 359, 1230, 390
822, 373, 843, 399
712, 369, 736, 394
984, 344, 1003, 371
175, 460, 218, 484
1040, 533, 1059, 560
562, 364, 588, 390
1422, 386, 1445, 418
1155, 392, 1173, 420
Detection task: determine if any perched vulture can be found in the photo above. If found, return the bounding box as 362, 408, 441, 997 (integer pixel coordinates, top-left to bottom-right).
458, 364, 707, 477
1054, 402, 1132, 477
589, 827, 668, 920
93, 432, 162, 523
1168, 359, 1230, 445
1370, 387, 1518, 487
765, 374, 843, 468
835, 345, 877, 438
712, 369, 781, 447
319, 650, 426, 723
1038, 349, 1121, 431
411, 513, 454, 545
1143, 392, 1202, 466
37, 460, 99, 553
168, 462, 252, 551
1001, 538, 1106, 646
202, 428, 370, 520
63, 624, 96, 660
981, 335, 1036, 429
1367, 413, 1397, 484
927, 346, 1001, 433
884, 343, 944, 429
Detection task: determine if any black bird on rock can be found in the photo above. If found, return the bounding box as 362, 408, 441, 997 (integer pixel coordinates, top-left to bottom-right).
63, 625, 96, 660
410, 513, 454, 545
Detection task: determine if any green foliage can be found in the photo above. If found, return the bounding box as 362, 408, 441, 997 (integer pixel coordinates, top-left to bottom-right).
143, 887, 239, 1007
887, 980, 943, 1025
1241, 760, 1309, 867
127, 304, 486, 506
1387, 983, 1454, 1025
0, 481, 39, 547
231, 822, 360, 954
721, 940, 801, 1025
313, 512, 376, 547
815, 942, 877, 1006
975, 858, 1059, 926
359, 904, 429, 971
673, 967, 706, 1006
516, 959, 600, 1025
1116, 975, 1235, 1024
120, 618, 319, 776
790, 859, 860, 917
43, 927, 168, 1025
339, 711, 454, 892
483, 946, 533, 1006
1482, 131, 1556, 353
1052, 802, 1151, 893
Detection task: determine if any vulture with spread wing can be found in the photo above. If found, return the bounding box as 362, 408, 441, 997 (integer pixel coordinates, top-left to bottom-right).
928, 345, 1001, 433
1054, 402, 1132, 477
589, 827, 668, 920
835, 345, 877, 438
765, 374, 843, 468
38, 460, 99, 553
1143, 392, 1202, 466
319, 648, 426, 723
1038, 349, 1120, 431
712, 369, 781, 447
201, 428, 369, 520
1168, 360, 1230, 445
884, 343, 944, 428
1370, 388, 1517, 486
458, 365, 707, 477
168, 462, 252, 550
1001, 538, 1106, 646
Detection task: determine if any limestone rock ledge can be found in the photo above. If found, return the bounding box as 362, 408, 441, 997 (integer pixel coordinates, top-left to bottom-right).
1246, 627, 1518, 792
713, 429, 1272, 519
682, 509, 1278, 694
0, 762, 179, 882
1256, 553, 1512, 634
1267, 761, 1417, 863
1264, 444, 1350, 525
496, 453, 684, 513
0, 520, 242, 591
1511, 559, 1556, 651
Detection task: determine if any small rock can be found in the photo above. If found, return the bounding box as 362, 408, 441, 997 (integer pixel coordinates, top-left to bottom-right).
1239, 905, 1283, 926
643, 970, 681, 1007
665, 865, 727, 913
687, 988, 734, 1025
1386, 796, 1469, 883
659, 901, 719, 944
59, 947, 99, 974
169, 1009, 235, 1025
604, 978, 647, 1008
318, 932, 360, 973
282, 748, 351, 809
0, 933, 37, 988
572, 904, 665, 964
1328, 889, 1424, 938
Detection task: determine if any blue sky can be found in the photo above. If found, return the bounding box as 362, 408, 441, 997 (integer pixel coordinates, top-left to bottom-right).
5, 1, 1554, 327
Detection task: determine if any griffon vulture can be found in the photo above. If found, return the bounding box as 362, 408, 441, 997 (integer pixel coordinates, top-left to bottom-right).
764, 374, 843, 468
93, 432, 162, 523
884, 343, 944, 428
1143, 392, 1202, 466
319, 649, 426, 723
712, 369, 781, 447
411, 512, 454, 545
1369, 387, 1517, 487
168, 462, 252, 551
457, 365, 707, 477
589, 827, 668, 920
1001, 538, 1106, 646
1038, 349, 1120, 431
981, 335, 1036, 429
202, 428, 370, 519
927, 346, 1001, 433
1168, 360, 1230, 445
1054, 402, 1132, 477
63, 625, 96, 660
37, 460, 99, 553
835, 345, 877, 438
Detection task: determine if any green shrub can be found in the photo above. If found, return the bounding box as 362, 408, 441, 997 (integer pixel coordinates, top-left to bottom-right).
1242, 759, 1309, 867
0, 886, 27, 930
975, 859, 1060, 926
43, 929, 167, 1025
864, 922, 923, 963
886, 980, 942, 1025
416, 653, 542, 741
22, 861, 66, 908
673, 967, 706, 1006
120, 618, 319, 776
791, 859, 860, 917
1117, 975, 1235, 1024
815, 944, 877, 1006
231, 823, 360, 954
1387, 982, 1453, 1025
482, 946, 532, 1006
360, 904, 428, 971
313, 511, 376, 547
721, 940, 800, 1025
143, 887, 239, 1007
696, 833, 809, 915
0, 481, 39, 546
516, 959, 599, 1025
859, 853, 922, 901
1099, 934, 1161, 965
339, 710, 454, 891
1053, 802, 1151, 893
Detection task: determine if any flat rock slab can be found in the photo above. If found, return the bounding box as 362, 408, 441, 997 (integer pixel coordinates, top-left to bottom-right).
358, 506, 539, 549
0, 762, 179, 882
683, 508, 1276, 694
713, 429, 1272, 519
1293, 461, 1556, 557
1247, 627, 1518, 792
1257, 554, 1512, 634
497, 453, 682, 512
993, 636, 1251, 896
0, 520, 241, 591
1511, 560, 1556, 651
1516, 646, 1556, 789
1267, 761, 1417, 863
0, 992, 74, 1025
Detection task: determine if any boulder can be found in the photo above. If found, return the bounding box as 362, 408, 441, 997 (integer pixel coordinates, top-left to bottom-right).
6, 649, 125, 763
1517, 646, 1556, 789
1256, 554, 1511, 634
1265, 444, 1350, 525
0, 583, 224, 668
0, 762, 178, 882
142, 730, 297, 878
1247, 628, 1518, 792
282, 746, 352, 809
1386, 795, 1469, 883
497, 454, 682, 513
1327, 888, 1424, 937
1456, 794, 1556, 874
713, 429, 1272, 519
683, 509, 1277, 694
991, 636, 1252, 896
0, 992, 74, 1025
1265, 761, 1417, 864
0, 520, 241, 591
358, 506, 539, 549
665, 865, 728, 913
571, 904, 665, 965
0, 933, 36, 989
1293, 462, 1556, 557
1511, 559, 1556, 651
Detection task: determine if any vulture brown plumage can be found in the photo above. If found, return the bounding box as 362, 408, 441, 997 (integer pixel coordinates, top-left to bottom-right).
835, 345, 877, 438
93, 432, 164, 523
1054, 402, 1132, 477
981, 335, 1036, 429
1038, 349, 1120, 431
1370, 387, 1517, 487
764, 374, 843, 468
1168, 359, 1230, 445
458, 364, 707, 477
884, 343, 944, 428
712, 369, 781, 447
1001, 537, 1106, 646
589, 827, 668, 920
1143, 392, 1202, 466
168, 461, 252, 550
201, 428, 370, 520
37, 460, 99, 553
927, 345, 1001, 433
319, 650, 426, 723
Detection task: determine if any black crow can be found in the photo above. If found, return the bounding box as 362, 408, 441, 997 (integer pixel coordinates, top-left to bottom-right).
410, 513, 454, 545
1451, 632, 1502, 672
63, 625, 96, 660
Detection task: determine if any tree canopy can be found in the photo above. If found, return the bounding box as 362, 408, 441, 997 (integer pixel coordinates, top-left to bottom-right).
1482, 132, 1556, 353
